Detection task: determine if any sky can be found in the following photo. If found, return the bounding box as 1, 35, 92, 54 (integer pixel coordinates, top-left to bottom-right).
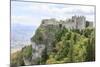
11, 0, 95, 28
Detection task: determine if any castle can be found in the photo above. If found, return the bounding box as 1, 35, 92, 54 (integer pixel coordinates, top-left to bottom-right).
41, 16, 93, 30
31, 16, 94, 64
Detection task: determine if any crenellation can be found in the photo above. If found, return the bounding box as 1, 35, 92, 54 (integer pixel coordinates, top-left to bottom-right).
41, 16, 93, 30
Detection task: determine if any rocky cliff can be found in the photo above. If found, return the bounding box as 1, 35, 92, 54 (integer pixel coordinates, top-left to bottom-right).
31, 20, 62, 64
11, 17, 95, 66
30, 18, 94, 64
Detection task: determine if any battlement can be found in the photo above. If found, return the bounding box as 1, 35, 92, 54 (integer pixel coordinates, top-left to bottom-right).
42, 18, 58, 25
41, 16, 92, 30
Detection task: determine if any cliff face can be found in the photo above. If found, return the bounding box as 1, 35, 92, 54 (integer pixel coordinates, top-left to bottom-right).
30, 17, 94, 64
31, 21, 61, 64
11, 17, 95, 66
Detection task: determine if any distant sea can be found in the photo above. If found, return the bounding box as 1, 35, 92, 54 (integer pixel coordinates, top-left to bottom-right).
11, 23, 37, 53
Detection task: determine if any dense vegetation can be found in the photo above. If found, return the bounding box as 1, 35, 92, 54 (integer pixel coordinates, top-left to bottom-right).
11, 45, 32, 67
31, 26, 95, 64
11, 26, 95, 66
46, 27, 95, 64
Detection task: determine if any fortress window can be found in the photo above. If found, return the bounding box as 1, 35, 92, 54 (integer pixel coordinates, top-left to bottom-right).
42, 21, 45, 24
72, 20, 74, 22
59, 24, 62, 28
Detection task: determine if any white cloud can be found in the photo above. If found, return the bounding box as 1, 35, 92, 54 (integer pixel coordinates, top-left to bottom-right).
11, 1, 95, 26
11, 15, 41, 27
29, 3, 95, 20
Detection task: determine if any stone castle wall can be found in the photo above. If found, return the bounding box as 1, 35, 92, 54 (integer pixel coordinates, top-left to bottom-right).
41, 16, 92, 30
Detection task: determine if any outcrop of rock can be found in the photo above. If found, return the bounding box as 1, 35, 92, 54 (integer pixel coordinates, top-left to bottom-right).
31, 20, 61, 64
30, 16, 93, 64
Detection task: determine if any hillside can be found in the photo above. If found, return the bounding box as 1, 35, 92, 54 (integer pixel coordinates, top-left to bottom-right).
30, 19, 95, 64
11, 19, 95, 66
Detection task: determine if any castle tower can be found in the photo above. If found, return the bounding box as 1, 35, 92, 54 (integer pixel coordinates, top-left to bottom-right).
72, 16, 86, 30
